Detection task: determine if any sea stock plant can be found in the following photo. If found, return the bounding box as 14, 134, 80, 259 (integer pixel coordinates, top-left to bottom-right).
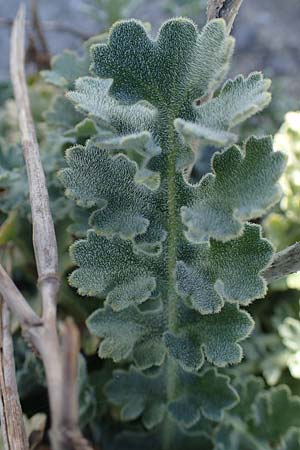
55, 9, 300, 450
2, 2, 300, 450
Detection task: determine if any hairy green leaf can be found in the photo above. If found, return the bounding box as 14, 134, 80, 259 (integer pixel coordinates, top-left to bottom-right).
182, 138, 286, 242
67, 77, 156, 133
87, 303, 166, 369
70, 231, 157, 309
177, 224, 273, 313
41, 50, 89, 88
165, 303, 253, 370
91, 18, 233, 107
176, 72, 271, 147
106, 366, 237, 430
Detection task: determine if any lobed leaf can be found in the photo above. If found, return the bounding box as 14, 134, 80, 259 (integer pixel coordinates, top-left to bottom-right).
182, 137, 286, 242
67, 77, 156, 133
106, 366, 237, 430
87, 303, 166, 369
215, 378, 300, 450
164, 303, 253, 371
251, 385, 300, 443
177, 224, 273, 314
176, 72, 271, 147
60, 141, 162, 240
69, 230, 156, 310
60, 15, 287, 449
90, 18, 233, 108
105, 366, 166, 429
168, 368, 238, 427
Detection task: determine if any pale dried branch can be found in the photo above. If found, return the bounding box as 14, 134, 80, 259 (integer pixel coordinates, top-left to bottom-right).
26, 0, 51, 69
207, 0, 244, 32
0, 265, 42, 329
10, 4, 59, 313
61, 319, 80, 433
56, 319, 93, 450
263, 243, 300, 284
10, 9, 63, 440
7, 6, 92, 450
31, 0, 50, 57
0, 299, 29, 450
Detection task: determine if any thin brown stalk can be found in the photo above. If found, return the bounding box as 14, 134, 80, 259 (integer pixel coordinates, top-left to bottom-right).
263, 243, 300, 284
6, 5, 93, 450
0, 265, 42, 329
56, 319, 92, 450
0, 298, 29, 450
27, 0, 51, 69
207, 0, 244, 32
10, 6, 63, 442
31, 0, 50, 56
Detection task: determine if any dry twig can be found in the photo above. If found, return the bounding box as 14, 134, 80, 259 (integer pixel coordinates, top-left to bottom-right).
10, 7, 63, 441
0, 297, 29, 450
263, 243, 300, 283
207, 0, 244, 32
26, 0, 51, 69
57, 319, 92, 450
31, 0, 50, 58
0, 5, 93, 450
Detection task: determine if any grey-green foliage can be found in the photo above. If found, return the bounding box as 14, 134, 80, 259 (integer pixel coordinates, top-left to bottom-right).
278, 314, 300, 379
0, 139, 71, 222
215, 376, 300, 450
60, 17, 287, 449
41, 50, 89, 89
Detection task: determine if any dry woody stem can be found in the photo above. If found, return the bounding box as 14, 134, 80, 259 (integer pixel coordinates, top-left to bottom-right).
207, 0, 244, 32
0, 298, 29, 450
263, 243, 300, 283
0, 5, 93, 450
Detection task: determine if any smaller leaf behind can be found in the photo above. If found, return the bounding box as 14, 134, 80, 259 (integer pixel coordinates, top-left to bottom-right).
105, 366, 238, 430
164, 303, 253, 371
67, 77, 156, 133
41, 50, 89, 88
251, 385, 300, 443
168, 368, 238, 427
